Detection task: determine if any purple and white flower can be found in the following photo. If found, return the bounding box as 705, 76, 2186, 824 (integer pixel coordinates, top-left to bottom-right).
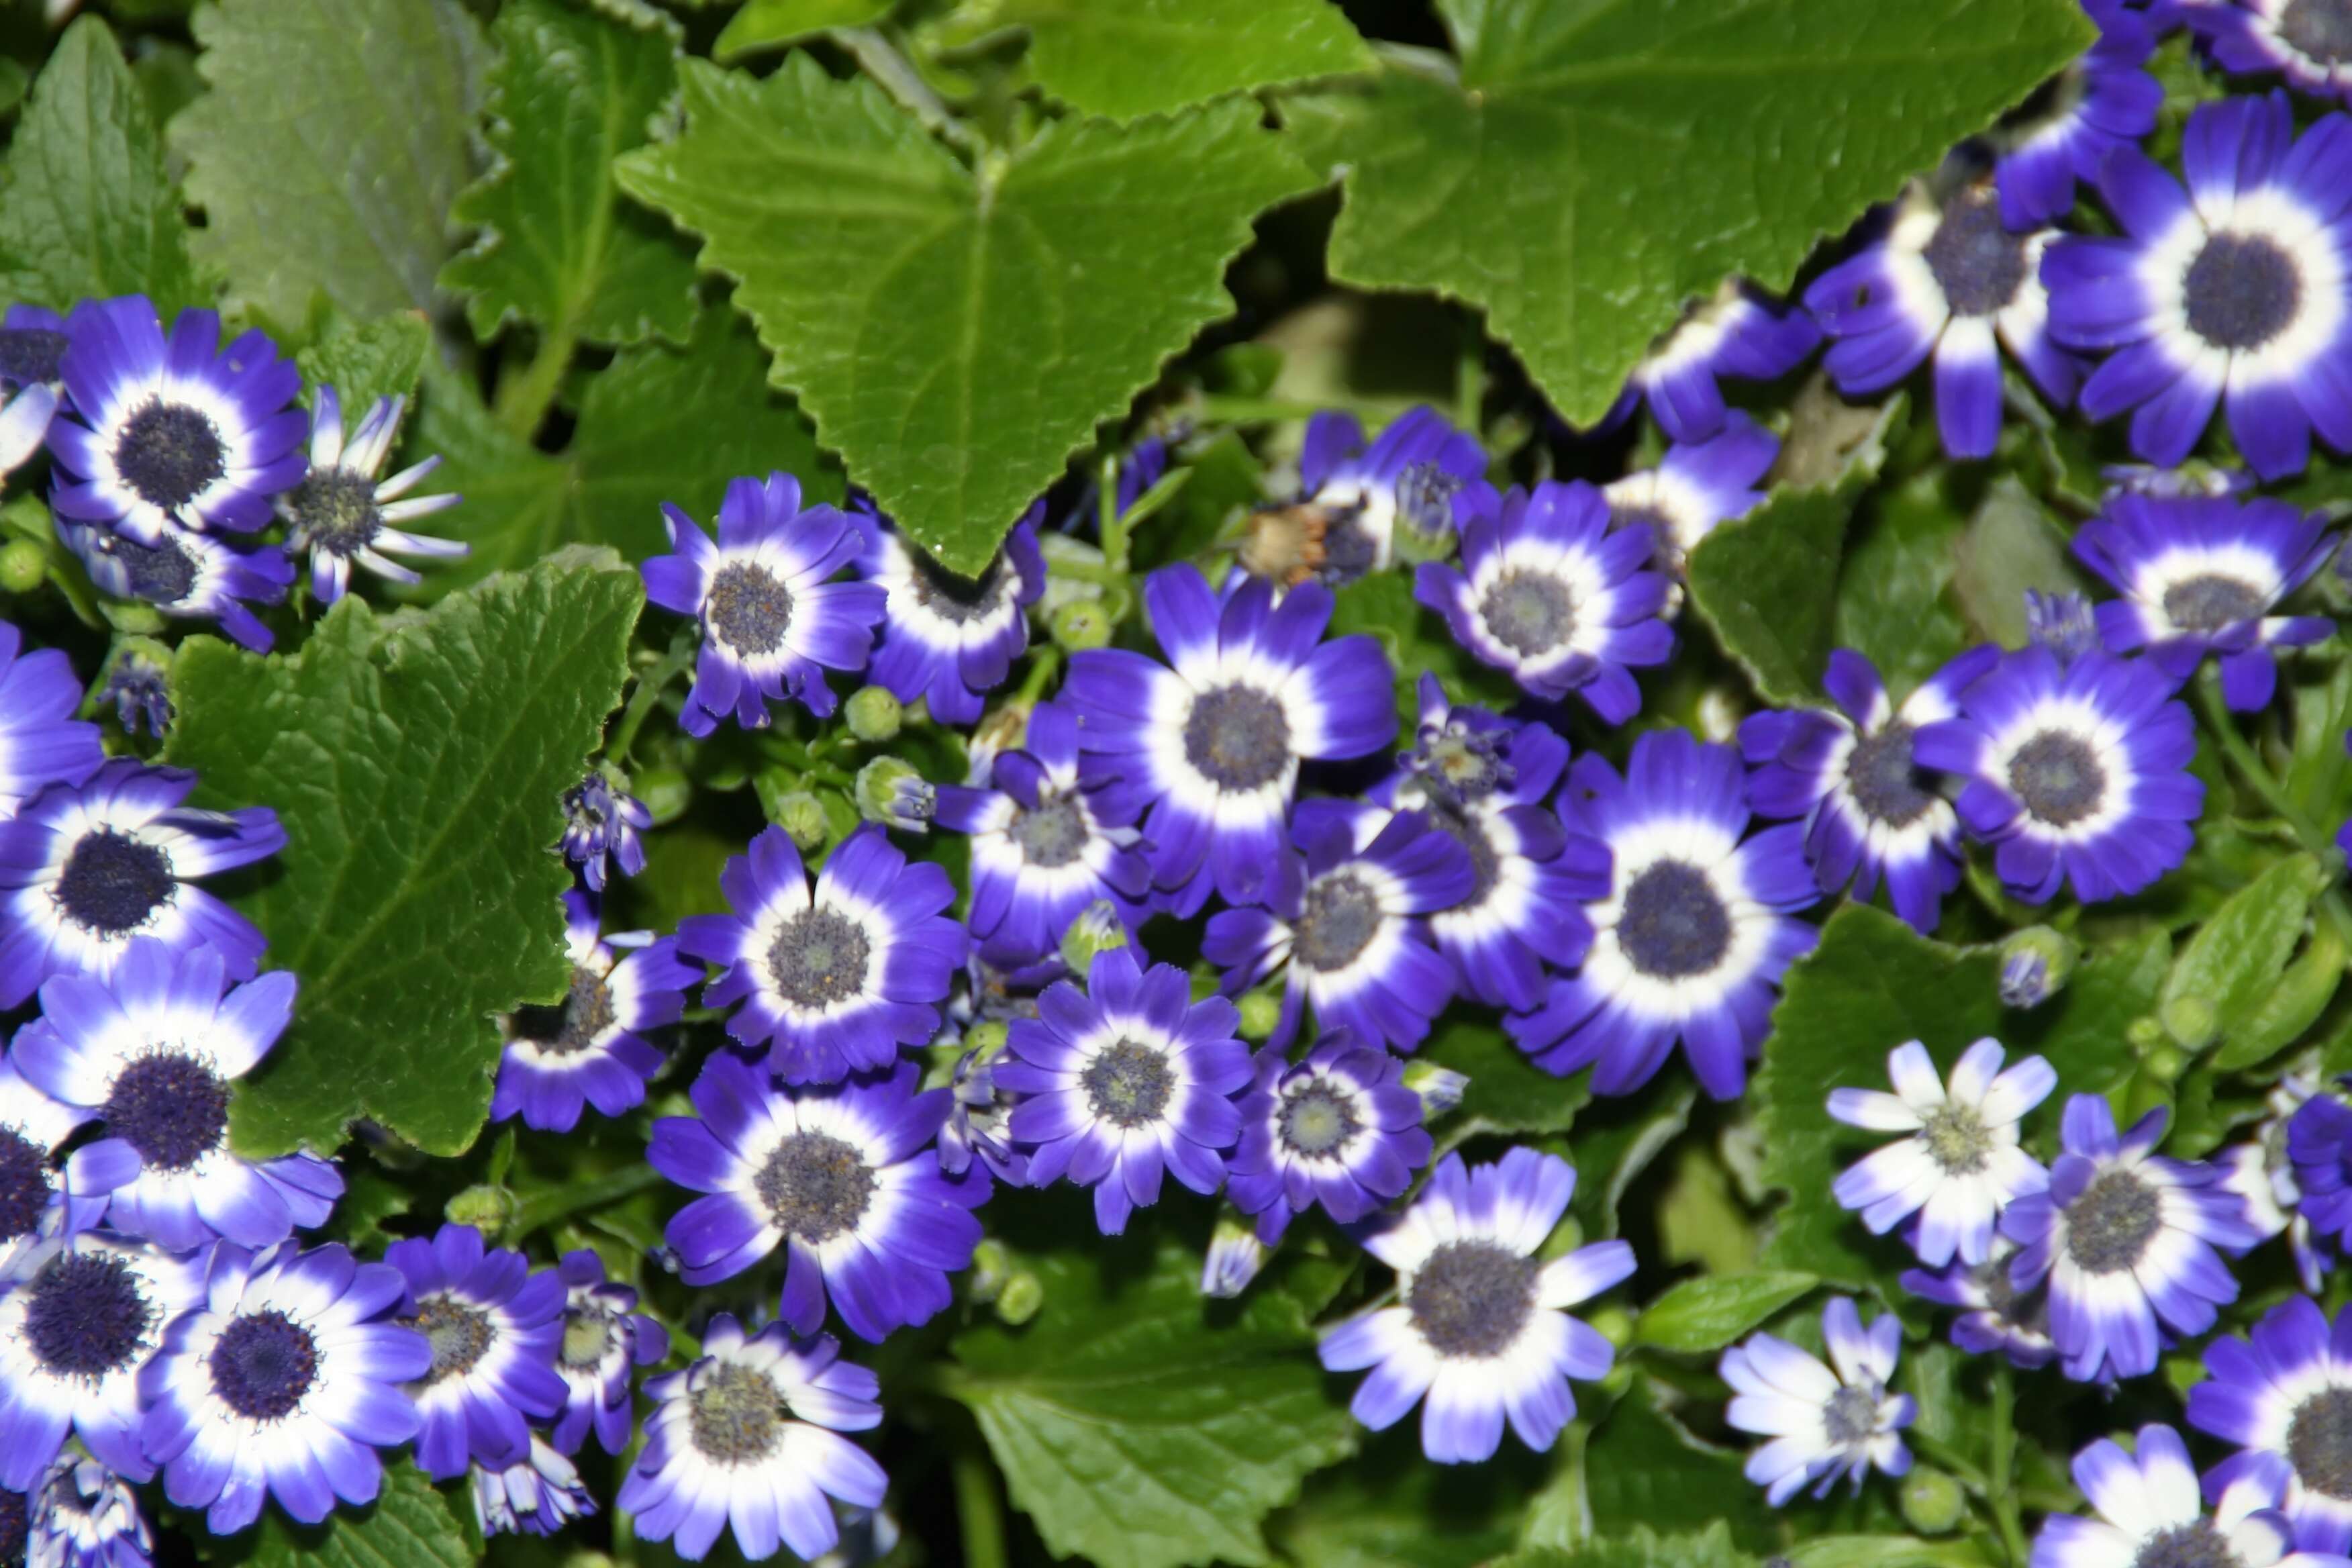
1224, 1032, 1432, 1244
856, 500, 1044, 726
0, 620, 102, 816
30, 1453, 152, 1568
1721, 1297, 1915, 1505
383, 1223, 568, 1479
547, 1248, 668, 1458
559, 769, 649, 894
62, 519, 293, 654
1600, 411, 1779, 574
1901, 1238, 2056, 1369
277, 387, 464, 604
1995, 0, 2164, 228
2287, 1086, 2352, 1272
1612, 283, 1820, 442
2188, 0, 2352, 107
1259, 406, 1496, 584
2218, 1070, 2324, 1290
0, 304, 67, 475
471, 1438, 595, 1539
2032, 1424, 2346, 1568
491, 891, 695, 1133
0, 1055, 125, 1279
2190, 1295, 2352, 1554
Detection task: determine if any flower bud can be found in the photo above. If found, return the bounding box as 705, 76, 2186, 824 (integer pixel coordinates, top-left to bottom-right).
1391, 460, 1463, 565
1585, 1305, 1634, 1350
773, 789, 830, 852
1058, 901, 1130, 972
856, 757, 934, 833
1899, 1468, 1965, 1536
1402, 1060, 1470, 1118
1236, 990, 1283, 1040
1050, 599, 1114, 652
445, 1184, 517, 1237
995, 1270, 1044, 1326
0, 538, 43, 595
1999, 925, 2075, 1009
1199, 1218, 1267, 1300
845, 685, 903, 742
2159, 995, 2217, 1055
967, 1238, 1012, 1304
2142, 1040, 2189, 1085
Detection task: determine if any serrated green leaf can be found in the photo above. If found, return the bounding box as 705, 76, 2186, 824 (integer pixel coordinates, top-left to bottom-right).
1419, 1013, 1591, 1147
441, 0, 697, 350
2162, 854, 2322, 1057
1283, 0, 2090, 424
713, 0, 895, 57
1498, 1524, 1756, 1568
1267, 1424, 1537, 1568
0, 15, 205, 315
1832, 470, 1973, 702
614, 56, 1318, 573
174, 0, 486, 325
160, 551, 642, 1155
294, 311, 431, 416
1583, 1381, 1781, 1553
1790, 1538, 2000, 1568
1636, 1271, 1817, 1353
211, 1463, 470, 1568
997, 0, 1374, 121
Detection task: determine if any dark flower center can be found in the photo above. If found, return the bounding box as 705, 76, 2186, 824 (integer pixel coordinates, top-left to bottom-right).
909, 549, 1010, 624
208, 1309, 321, 1421
113, 534, 201, 605
289, 467, 381, 557
766, 907, 871, 1009
1479, 569, 1576, 657
511, 965, 618, 1057
2184, 232, 2302, 352
1413, 729, 1509, 807
2288, 1387, 2352, 1500
2282, 0, 2352, 64
1844, 722, 1935, 828
2162, 573, 2266, 634
1277, 1082, 1360, 1158
1822, 1385, 1880, 1444
114, 399, 227, 510
2132, 1522, 2235, 1568
705, 562, 794, 656
1082, 1039, 1174, 1129
1293, 872, 1383, 972
1921, 1101, 1992, 1175
1011, 794, 1089, 869
0, 327, 66, 388
689, 1360, 785, 1466
411, 1293, 495, 1385
0, 1127, 52, 1244
1617, 861, 1732, 979
2065, 1169, 2163, 1273
23, 1251, 156, 1379
1407, 1240, 1536, 1359
562, 1304, 617, 1369
1182, 685, 1291, 791
55, 828, 176, 935
0, 1486, 23, 1568
755, 1130, 876, 1242
1922, 189, 2028, 317
102, 1051, 232, 1172
1430, 807, 1500, 909
2007, 730, 2108, 828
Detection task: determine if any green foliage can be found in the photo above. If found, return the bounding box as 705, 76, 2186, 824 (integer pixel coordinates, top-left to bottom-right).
162, 551, 642, 1156
997, 0, 1375, 121
1498, 1524, 1758, 1568
712, 0, 897, 57
1832, 470, 1975, 701
209, 1464, 471, 1568
293, 311, 432, 415
1636, 1271, 1818, 1354
1420, 1014, 1592, 1150
1583, 1379, 1782, 1552
2163, 854, 2324, 1064
1268, 1425, 1535, 1568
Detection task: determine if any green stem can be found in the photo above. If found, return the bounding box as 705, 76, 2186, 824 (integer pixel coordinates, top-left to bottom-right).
607, 634, 698, 767
838, 28, 982, 156
491, 320, 579, 445
1195, 395, 1364, 425
502, 1164, 665, 1246
1045, 554, 1126, 586
952, 1445, 1010, 1568
1990, 1362, 2028, 1568
2194, 671, 2352, 953
1016, 645, 1063, 705
1099, 454, 1130, 573
1906, 1430, 1988, 1492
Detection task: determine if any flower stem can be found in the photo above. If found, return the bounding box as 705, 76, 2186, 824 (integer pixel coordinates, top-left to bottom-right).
492, 317, 580, 445
501, 1163, 665, 1246
607, 632, 699, 767
2193, 670, 2352, 954
1990, 1361, 2028, 1567
952, 1444, 1010, 1568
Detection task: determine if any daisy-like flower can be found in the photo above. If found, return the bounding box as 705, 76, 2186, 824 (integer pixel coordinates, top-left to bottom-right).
139, 1240, 430, 1534
617, 1314, 885, 1564
995, 946, 1252, 1235
44, 297, 305, 544
1914, 646, 2202, 903
15, 940, 338, 1254
1721, 1298, 1915, 1505
61, 518, 293, 654
2002, 1095, 2258, 1383
2188, 0, 2352, 106
1224, 1031, 1432, 1244
546, 1248, 669, 1458
1742, 646, 1998, 934
1901, 1238, 2057, 1369
1202, 811, 1472, 1053
1994, 0, 2163, 228
1318, 1149, 1634, 1464
31, 1453, 152, 1568
0, 1231, 205, 1489
558, 769, 648, 893
1416, 479, 1673, 720
2219, 1071, 2324, 1289
384, 1223, 568, 1479
97, 650, 172, 741
640, 471, 886, 734
2190, 1295, 2352, 1553
678, 824, 965, 1085
1806, 182, 2079, 459
0, 304, 68, 475
1610, 281, 1820, 442
0, 1056, 130, 1279
2073, 491, 2333, 710
0, 622, 101, 816
471, 1438, 595, 1539
2032, 1424, 2348, 1568
1064, 565, 1395, 912
1242, 407, 1493, 587
1600, 411, 1779, 575
491, 891, 695, 1133
856, 499, 1045, 726
934, 700, 1150, 965
938, 1042, 1028, 1187
2045, 91, 2352, 479
1509, 729, 1818, 1102
1828, 1038, 2057, 1266
2288, 1088, 2352, 1270
650, 1055, 983, 1341
277, 387, 466, 604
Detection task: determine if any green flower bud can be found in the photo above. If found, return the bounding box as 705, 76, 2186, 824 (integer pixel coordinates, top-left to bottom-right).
856, 756, 934, 833
1050, 599, 1114, 652
995, 1270, 1044, 1326
2126, 1014, 2165, 1050
773, 789, 830, 852
1899, 1468, 1965, 1536
0, 538, 43, 595
445, 1184, 518, 1236
1058, 901, 1130, 972
2159, 995, 2217, 1054
968, 1238, 1012, 1303
1585, 1305, 1634, 1350
845, 685, 903, 742
1236, 990, 1283, 1040
2000, 925, 2077, 1009
2141, 1040, 2189, 1084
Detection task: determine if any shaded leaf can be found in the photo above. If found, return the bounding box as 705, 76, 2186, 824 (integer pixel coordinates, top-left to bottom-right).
999, 0, 1374, 121
1832, 469, 1973, 702
294, 311, 432, 416
215, 1463, 471, 1568
1636, 1271, 1817, 1354
1420, 1013, 1591, 1145
2161, 854, 2322, 1060
713, 0, 895, 58
1583, 1379, 1781, 1553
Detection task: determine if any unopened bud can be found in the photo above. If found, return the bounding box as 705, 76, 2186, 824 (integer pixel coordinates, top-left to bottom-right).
445, 1184, 517, 1236
1391, 460, 1462, 565
1585, 1305, 1634, 1350
1200, 1218, 1268, 1300
995, 1270, 1043, 1326
2160, 995, 2217, 1055
2142, 1040, 2189, 1084
773, 789, 830, 851
2000, 926, 2075, 1009
0, 538, 43, 595
1694, 689, 1744, 744
1899, 1468, 1965, 1536
968, 1238, 1012, 1304
845, 685, 903, 742
1403, 1060, 1470, 1118
856, 757, 934, 834
1058, 901, 1130, 972
1236, 990, 1283, 1041
1050, 599, 1114, 652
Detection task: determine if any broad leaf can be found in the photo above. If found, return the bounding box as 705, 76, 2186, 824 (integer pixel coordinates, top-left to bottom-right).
2219, 916, 2345, 1073
713, 0, 895, 57
1420, 1014, 1591, 1145
1284, 0, 2090, 424
1636, 1271, 1817, 1354
1950, 473, 2086, 648
162, 550, 642, 1156
998, 0, 1374, 121
2162, 854, 2322, 1061
1499, 1525, 1757, 1568
1583, 1380, 1782, 1553
1268, 1424, 1537, 1568
615, 56, 1318, 573
294, 311, 431, 416
2013, 929, 2168, 1095
1790, 1540, 2001, 1568
1832, 469, 1974, 702
214, 1463, 471, 1568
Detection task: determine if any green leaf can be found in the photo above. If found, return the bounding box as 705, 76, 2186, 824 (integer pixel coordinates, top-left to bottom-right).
174, 0, 487, 325
1283, 0, 2090, 425
1328, 568, 1523, 724
1832, 469, 1972, 702
713, 0, 895, 57
1498, 1525, 1757, 1568
1583, 1380, 1782, 1553
214, 1463, 470, 1568
2012, 929, 2168, 1095
997, 0, 1375, 121
1570, 1083, 1697, 1240
2286, 655, 2352, 826
948, 1211, 1357, 1568
441, 0, 697, 350
2217, 915, 2345, 1073
1418, 1014, 1591, 1146
0, 15, 205, 315
1636, 1271, 1817, 1353
294, 311, 432, 415
2161, 854, 2323, 1059
614, 56, 1318, 573
160, 550, 642, 1155
0, 58, 26, 119
1268, 1424, 1537, 1568
1790, 1538, 2000, 1568
1950, 473, 2085, 648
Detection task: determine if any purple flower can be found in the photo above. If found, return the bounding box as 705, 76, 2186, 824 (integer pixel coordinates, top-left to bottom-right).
491, 891, 695, 1132
2188, 0, 2352, 107
1722, 1298, 1914, 1504
0, 1054, 124, 1277
547, 1248, 669, 1457
1248, 406, 1495, 586
383, 1223, 569, 1479
2033, 1424, 2343, 1568
1600, 411, 1779, 573
1224, 1031, 1431, 1244
559, 769, 650, 893
62, 518, 293, 653
1995, 0, 2163, 228
2189, 1295, 2352, 1553
471, 1438, 595, 1539
279, 385, 466, 603
0, 620, 102, 815
30, 1452, 152, 1568
856, 499, 1045, 725
1612, 283, 1820, 442
0, 304, 66, 475
1901, 1238, 2055, 1369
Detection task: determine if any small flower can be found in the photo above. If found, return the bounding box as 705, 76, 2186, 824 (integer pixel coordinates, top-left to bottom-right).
1721, 1297, 1915, 1505
45, 297, 305, 544
15, 940, 336, 1254
0, 620, 102, 816
1600, 411, 1779, 574
2073, 491, 2334, 710
2045, 90, 2352, 479
1741, 646, 1997, 934
279, 387, 466, 604
140, 1239, 429, 1533
1806, 182, 2078, 459
547, 1248, 669, 1457
2190, 1295, 2352, 1553
1200, 1216, 1269, 1299
1064, 565, 1395, 912
384, 1223, 569, 1479
640, 472, 885, 734
853, 756, 934, 834
856, 499, 1045, 725
618, 1315, 885, 1564
471, 1437, 595, 1539
2287, 1087, 2352, 1269
1510, 729, 1818, 1102
491, 891, 695, 1133
1416, 479, 1674, 720
0, 304, 68, 475
1244, 407, 1495, 588
1318, 1149, 1633, 1463
650, 1056, 983, 1341
997, 946, 1253, 1235
1999, 926, 2077, 1008
0, 1055, 126, 1278
2033, 1424, 2343, 1568
1900, 1238, 2056, 1369
60, 520, 293, 654
1828, 1038, 2056, 1265
31, 1453, 152, 1568
2002, 1095, 2257, 1383
1916, 646, 2202, 904
2024, 587, 2102, 665
95, 648, 171, 741
2188, 0, 2352, 106
938, 1044, 1028, 1187
1225, 1032, 1432, 1244
2220, 1071, 2324, 1289
559, 769, 650, 893
1612, 281, 1820, 442
678, 824, 966, 1084
1994, 0, 2163, 228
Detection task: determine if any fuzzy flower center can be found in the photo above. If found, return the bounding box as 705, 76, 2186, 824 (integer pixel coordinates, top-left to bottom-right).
689, 1360, 785, 1467
2288, 1387, 2352, 1500
0, 327, 65, 388
2184, 232, 2302, 352
2161, 573, 2265, 634
114, 398, 226, 510
55, 828, 175, 936
562, 1304, 617, 1370
1821, 1384, 1881, 1445
910, 550, 1009, 624
0, 1126, 52, 1244
289, 467, 382, 558
2131, 1521, 2235, 1568
2283, 0, 2352, 64
756, 1130, 876, 1242
767, 907, 871, 1009
1083, 1039, 1175, 1128
1293, 872, 1383, 972
1183, 685, 1291, 791
1922, 189, 2028, 318
1278, 1081, 1361, 1158
102, 1050, 231, 1172
1844, 722, 1934, 828
115, 533, 200, 605
1413, 727, 1510, 806
705, 562, 794, 656
1408, 1240, 1536, 1359
209, 1308, 321, 1421
1011, 793, 1089, 869
1920, 1101, 1993, 1175
2008, 730, 2108, 828
512, 965, 618, 1057
1479, 569, 1577, 656
23, 1251, 156, 1379
1618, 860, 1732, 979
411, 1293, 495, 1385
2065, 1169, 2163, 1273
